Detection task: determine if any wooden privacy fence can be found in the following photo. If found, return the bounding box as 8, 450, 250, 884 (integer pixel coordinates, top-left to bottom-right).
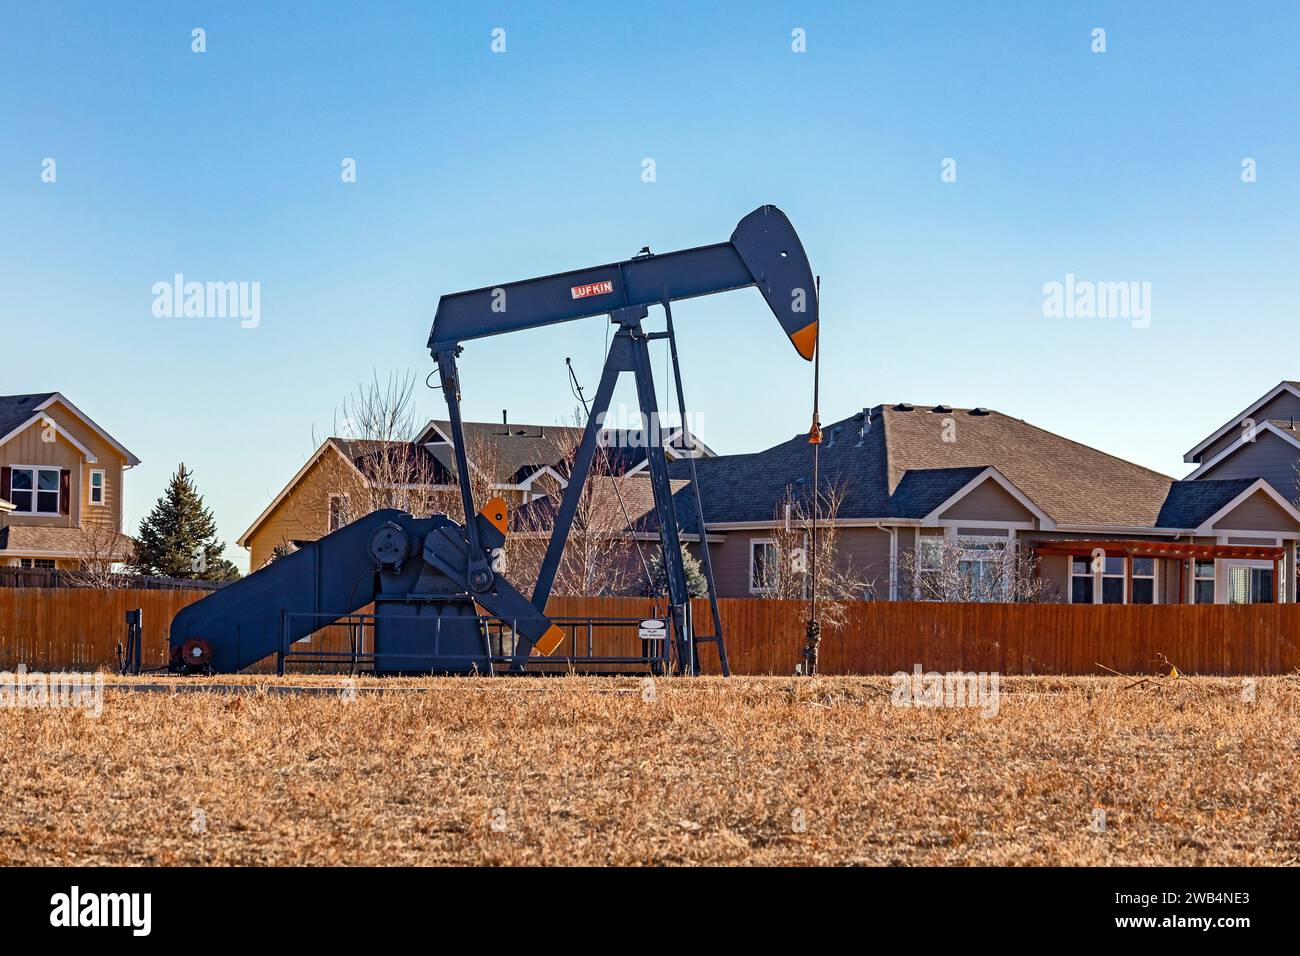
2, 589, 1300, 675
0, 588, 211, 671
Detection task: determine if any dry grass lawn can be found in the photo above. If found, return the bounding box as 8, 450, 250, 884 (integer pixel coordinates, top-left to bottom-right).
2, 674, 1298, 865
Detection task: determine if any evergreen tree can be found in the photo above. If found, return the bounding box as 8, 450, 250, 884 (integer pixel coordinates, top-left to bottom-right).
133, 464, 241, 581
643, 544, 709, 598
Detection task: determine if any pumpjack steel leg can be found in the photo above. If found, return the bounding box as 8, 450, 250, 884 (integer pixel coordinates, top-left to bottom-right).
529, 336, 629, 611
521, 306, 697, 674
627, 318, 695, 674
512, 324, 629, 671
663, 299, 729, 676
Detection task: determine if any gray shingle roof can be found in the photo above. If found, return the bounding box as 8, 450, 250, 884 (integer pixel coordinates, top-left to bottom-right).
423, 420, 704, 484
330, 439, 452, 484
890, 466, 990, 518
426, 421, 586, 482
673, 404, 1185, 528
513, 475, 702, 537
0, 393, 56, 437
1155, 479, 1258, 528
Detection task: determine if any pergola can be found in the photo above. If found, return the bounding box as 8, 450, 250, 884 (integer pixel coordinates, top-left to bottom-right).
1031, 539, 1288, 604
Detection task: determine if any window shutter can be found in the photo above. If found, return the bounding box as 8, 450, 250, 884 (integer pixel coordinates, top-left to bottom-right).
60, 469, 71, 515
0, 466, 9, 502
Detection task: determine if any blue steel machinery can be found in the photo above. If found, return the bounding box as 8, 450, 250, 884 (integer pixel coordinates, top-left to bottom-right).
168, 205, 818, 676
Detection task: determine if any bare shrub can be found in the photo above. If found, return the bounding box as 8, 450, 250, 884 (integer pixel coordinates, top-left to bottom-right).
896, 535, 1058, 603
753, 482, 873, 629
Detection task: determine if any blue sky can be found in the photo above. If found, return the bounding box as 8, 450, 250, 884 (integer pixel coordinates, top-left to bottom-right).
2, 1, 1297, 571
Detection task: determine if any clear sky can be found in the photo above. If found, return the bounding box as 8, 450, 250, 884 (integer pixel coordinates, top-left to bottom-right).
2, 1, 1297, 572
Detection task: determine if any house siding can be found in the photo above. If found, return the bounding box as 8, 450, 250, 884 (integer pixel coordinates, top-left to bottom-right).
708, 532, 762, 596
837, 527, 892, 599
1037, 553, 1070, 600
1211, 489, 1296, 532
245, 450, 368, 570
0, 401, 127, 540
1198, 430, 1300, 501
703, 526, 894, 599
939, 481, 1035, 524
1197, 390, 1300, 463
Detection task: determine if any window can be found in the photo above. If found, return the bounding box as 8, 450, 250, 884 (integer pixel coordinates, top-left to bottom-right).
956, 535, 1010, 602
1131, 557, 1156, 605
8, 466, 61, 515
1193, 560, 1215, 604
1070, 556, 1094, 604
916, 535, 944, 599
1226, 564, 1274, 604
89, 469, 105, 505
750, 539, 778, 593
328, 494, 351, 532
1070, 554, 1126, 604
20, 559, 56, 570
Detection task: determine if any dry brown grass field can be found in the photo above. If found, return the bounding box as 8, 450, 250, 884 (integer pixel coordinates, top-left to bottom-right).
2, 674, 1298, 866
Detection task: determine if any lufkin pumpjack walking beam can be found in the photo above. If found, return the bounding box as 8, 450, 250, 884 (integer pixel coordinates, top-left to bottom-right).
168, 205, 816, 675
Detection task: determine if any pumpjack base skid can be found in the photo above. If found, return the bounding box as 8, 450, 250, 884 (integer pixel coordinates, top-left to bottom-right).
167, 506, 691, 677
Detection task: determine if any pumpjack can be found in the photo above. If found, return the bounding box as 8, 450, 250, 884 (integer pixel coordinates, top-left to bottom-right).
169, 205, 817, 676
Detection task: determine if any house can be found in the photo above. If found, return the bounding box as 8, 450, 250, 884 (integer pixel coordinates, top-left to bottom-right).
674, 401, 1300, 605
238, 416, 713, 570
1182, 380, 1300, 495
0, 392, 139, 570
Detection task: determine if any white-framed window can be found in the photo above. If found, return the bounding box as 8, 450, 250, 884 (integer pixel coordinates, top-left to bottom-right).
20, 558, 56, 569
1130, 557, 1156, 605
1070, 554, 1126, 604
955, 534, 1011, 601
915, 534, 944, 599
89, 469, 106, 505
328, 494, 351, 532
1225, 561, 1274, 604
1193, 559, 1215, 604
749, 538, 778, 594
8, 466, 61, 515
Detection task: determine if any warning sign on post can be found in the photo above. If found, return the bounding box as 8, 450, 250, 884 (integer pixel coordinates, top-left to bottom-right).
638, 619, 666, 640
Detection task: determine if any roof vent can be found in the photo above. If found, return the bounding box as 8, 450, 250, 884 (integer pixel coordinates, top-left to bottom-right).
969, 407, 990, 416
893, 402, 914, 412
856, 408, 871, 446
931, 404, 952, 414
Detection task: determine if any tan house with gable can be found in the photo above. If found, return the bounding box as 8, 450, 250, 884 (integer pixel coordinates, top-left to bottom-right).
238, 418, 713, 570
0, 392, 139, 569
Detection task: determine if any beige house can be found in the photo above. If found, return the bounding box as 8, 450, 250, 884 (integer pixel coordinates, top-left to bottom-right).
0, 392, 139, 569
238, 418, 712, 570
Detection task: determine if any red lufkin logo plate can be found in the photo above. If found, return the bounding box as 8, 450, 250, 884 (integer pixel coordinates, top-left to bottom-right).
571, 280, 614, 300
